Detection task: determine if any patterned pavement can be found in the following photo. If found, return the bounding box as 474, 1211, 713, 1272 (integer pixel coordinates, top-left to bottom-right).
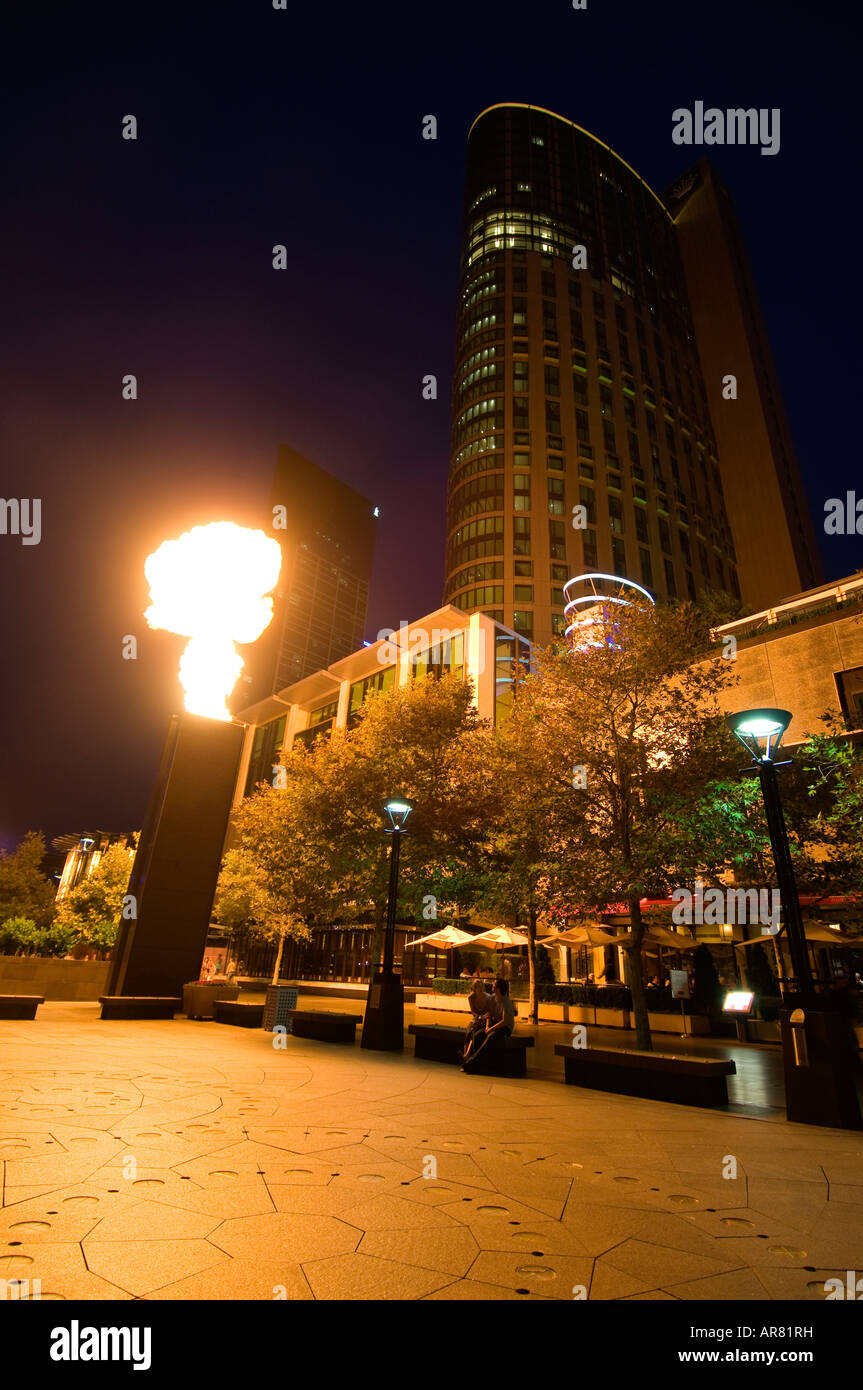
1, 1002, 862, 1301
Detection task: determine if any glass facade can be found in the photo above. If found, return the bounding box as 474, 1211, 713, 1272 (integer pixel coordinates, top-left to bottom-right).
444, 103, 741, 646
244, 714, 287, 793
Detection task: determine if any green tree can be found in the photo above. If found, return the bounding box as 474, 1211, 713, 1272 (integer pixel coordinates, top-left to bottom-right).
499, 600, 741, 1049
213, 845, 311, 984
0, 915, 76, 958
223, 672, 493, 973
0, 916, 38, 954
56, 842, 135, 955
0, 832, 56, 929
466, 717, 566, 1022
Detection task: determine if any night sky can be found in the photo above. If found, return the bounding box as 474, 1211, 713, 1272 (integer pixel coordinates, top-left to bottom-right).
2, 0, 861, 852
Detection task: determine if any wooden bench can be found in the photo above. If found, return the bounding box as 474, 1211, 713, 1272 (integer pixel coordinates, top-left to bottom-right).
554, 1043, 736, 1107
286, 1010, 362, 1043
99, 996, 180, 1020
213, 1000, 265, 1028
409, 1024, 535, 1077
0, 995, 44, 1020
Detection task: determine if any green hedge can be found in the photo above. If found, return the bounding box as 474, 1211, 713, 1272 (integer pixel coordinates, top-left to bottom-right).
426, 979, 630, 1010
425, 979, 708, 1013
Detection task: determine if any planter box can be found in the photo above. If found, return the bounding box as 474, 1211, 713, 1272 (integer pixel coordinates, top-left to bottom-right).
263, 984, 300, 1032
648, 1012, 709, 1036
182, 982, 239, 1020
416, 992, 472, 1013
0, 956, 110, 1001
595, 1007, 629, 1029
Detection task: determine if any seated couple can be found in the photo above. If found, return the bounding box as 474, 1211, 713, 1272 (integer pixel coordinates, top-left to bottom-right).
459, 976, 515, 1072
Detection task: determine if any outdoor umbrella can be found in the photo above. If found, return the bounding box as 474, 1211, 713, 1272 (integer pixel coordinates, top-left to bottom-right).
468, 926, 531, 948
403, 924, 477, 980
734, 924, 849, 947
404, 925, 476, 949
541, 925, 619, 948
615, 927, 698, 951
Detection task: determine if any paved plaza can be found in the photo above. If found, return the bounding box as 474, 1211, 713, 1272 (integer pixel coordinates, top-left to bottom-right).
1, 1001, 862, 1302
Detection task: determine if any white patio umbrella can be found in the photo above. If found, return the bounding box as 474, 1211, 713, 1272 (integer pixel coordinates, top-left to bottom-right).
403, 924, 476, 979
541, 925, 620, 948
469, 926, 531, 948
403, 925, 476, 949
615, 927, 698, 951
734, 924, 850, 946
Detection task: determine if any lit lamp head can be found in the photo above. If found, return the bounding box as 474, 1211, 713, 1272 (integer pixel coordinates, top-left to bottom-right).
726, 708, 792, 764
383, 798, 413, 833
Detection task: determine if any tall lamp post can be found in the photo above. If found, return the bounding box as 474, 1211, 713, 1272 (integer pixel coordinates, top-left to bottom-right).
726, 708, 860, 1128
726, 709, 813, 1002
361, 797, 412, 1051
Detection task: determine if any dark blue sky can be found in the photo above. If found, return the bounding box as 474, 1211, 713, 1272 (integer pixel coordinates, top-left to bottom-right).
1, 0, 861, 848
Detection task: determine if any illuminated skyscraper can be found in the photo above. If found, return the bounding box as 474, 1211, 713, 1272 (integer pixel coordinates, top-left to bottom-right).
445, 104, 814, 643
665, 159, 821, 608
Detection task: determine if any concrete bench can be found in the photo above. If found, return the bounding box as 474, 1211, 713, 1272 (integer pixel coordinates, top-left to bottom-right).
0, 995, 44, 1020
286, 1010, 363, 1043
213, 1000, 265, 1028
554, 1043, 736, 1107
99, 996, 181, 1020
409, 1023, 535, 1077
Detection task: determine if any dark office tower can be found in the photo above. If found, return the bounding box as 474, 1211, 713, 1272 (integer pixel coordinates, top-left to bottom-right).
237, 446, 377, 708
445, 103, 741, 646
665, 160, 822, 610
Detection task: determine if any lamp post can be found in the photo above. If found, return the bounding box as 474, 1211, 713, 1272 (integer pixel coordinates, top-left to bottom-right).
726, 708, 860, 1129
725, 708, 813, 1003
361, 797, 412, 1051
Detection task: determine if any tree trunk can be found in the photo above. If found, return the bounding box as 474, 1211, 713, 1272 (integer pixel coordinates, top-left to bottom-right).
627, 897, 652, 1052
527, 907, 538, 1023
271, 932, 285, 987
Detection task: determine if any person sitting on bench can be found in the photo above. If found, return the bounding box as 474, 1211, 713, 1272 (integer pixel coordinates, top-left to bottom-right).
460, 977, 493, 1063
462, 977, 514, 1072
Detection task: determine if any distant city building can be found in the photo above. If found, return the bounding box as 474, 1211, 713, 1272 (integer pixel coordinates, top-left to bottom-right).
234, 604, 530, 799
711, 571, 863, 739
236, 446, 377, 709
52, 831, 136, 900
445, 103, 817, 644
665, 160, 822, 609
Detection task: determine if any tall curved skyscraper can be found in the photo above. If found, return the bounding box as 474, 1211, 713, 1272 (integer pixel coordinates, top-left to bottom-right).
444, 103, 808, 646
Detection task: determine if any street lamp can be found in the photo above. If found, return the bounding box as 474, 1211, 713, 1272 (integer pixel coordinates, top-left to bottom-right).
726, 708, 860, 1129
725, 708, 813, 1003
361, 797, 412, 1051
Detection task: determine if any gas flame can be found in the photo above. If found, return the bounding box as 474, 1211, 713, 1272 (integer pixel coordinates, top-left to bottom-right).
144, 522, 282, 720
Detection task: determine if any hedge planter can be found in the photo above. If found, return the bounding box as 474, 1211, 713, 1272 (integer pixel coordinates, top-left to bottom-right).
596, 1007, 629, 1029
648, 1012, 709, 1036
182, 982, 239, 1020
